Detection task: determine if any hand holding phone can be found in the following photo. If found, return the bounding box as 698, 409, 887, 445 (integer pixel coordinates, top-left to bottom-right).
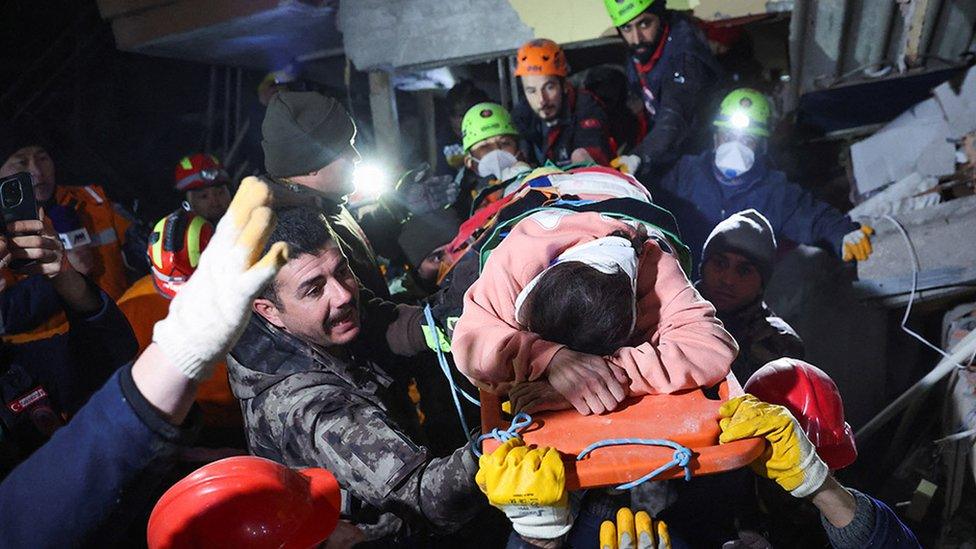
5, 215, 67, 278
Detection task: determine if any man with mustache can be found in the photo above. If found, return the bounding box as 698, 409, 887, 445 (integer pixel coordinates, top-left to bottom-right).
227, 206, 487, 544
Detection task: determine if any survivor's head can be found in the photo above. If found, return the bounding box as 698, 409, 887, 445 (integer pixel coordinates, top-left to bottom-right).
0, 126, 57, 203
397, 209, 461, 289
699, 209, 776, 313
711, 88, 772, 180
461, 102, 522, 179
517, 234, 642, 356
262, 92, 360, 201
515, 39, 569, 124
604, 0, 667, 63
253, 206, 360, 348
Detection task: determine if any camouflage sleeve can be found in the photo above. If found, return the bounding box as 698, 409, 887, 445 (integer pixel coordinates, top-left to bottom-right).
748, 321, 806, 369
281, 388, 483, 533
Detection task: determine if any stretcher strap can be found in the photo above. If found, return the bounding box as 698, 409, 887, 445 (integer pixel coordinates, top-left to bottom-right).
422, 305, 480, 442
577, 438, 694, 489
474, 412, 533, 457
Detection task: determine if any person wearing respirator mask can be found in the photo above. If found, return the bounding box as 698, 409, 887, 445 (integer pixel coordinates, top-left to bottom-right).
461, 102, 534, 191
653, 88, 874, 273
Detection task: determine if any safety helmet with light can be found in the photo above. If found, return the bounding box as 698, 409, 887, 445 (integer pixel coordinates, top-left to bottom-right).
173, 153, 230, 192
148, 209, 214, 300
515, 39, 568, 77
461, 102, 520, 152
713, 88, 772, 138
744, 358, 858, 470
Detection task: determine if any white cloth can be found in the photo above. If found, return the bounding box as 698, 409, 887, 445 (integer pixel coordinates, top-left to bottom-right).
500, 503, 573, 540
514, 235, 639, 331
152, 201, 279, 382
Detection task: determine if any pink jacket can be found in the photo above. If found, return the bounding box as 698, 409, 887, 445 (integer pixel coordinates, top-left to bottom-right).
452, 210, 737, 395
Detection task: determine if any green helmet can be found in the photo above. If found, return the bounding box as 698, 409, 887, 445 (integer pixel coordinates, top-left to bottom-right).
461, 102, 519, 152
713, 88, 772, 137
604, 0, 658, 27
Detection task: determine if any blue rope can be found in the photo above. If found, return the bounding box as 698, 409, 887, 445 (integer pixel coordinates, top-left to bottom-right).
576, 438, 694, 490
422, 305, 480, 441
474, 412, 533, 457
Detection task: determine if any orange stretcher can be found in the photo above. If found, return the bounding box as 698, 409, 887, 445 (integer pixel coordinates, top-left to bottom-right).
480, 377, 766, 491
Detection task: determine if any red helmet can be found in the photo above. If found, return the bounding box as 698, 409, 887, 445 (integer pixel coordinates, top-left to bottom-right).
148, 209, 214, 299
174, 153, 230, 192
744, 358, 857, 470
147, 456, 341, 549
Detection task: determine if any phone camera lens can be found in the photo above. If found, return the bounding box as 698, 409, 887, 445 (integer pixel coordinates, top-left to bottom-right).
1, 181, 23, 208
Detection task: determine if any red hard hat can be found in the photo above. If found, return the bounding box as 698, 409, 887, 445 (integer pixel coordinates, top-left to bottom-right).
744, 358, 857, 470
148, 209, 214, 299
174, 153, 230, 192
147, 456, 341, 549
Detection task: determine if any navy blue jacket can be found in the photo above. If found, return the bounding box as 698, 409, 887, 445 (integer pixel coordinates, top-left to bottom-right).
0, 279, 138, 475
655, 151, 858, 271
626, 14, 723, 169
0, 366, 198, 548
822, 490, 920, 548
0, 276, 62, 336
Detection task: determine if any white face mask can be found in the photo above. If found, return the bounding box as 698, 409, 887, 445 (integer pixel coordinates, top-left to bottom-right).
714, 141, 755, 180
476, 149, 519, 180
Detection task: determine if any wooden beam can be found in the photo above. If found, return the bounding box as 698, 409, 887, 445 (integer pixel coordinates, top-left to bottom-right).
368, 71, 402, 171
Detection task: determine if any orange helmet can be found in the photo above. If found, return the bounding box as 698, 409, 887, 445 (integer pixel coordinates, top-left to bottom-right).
147, 456, 341, 549
515, 39, 568, 77
174, 153, 230, 192
148, 209, 214, 299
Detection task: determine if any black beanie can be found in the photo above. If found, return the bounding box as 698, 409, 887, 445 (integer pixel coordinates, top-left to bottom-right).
0, 124, 50, 168
398, 210, 461, 267
261, 92, 357, 178
701, 209, 777, 284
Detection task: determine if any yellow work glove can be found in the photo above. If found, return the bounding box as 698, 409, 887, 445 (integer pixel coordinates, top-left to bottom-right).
600, 508, 670, 549
475, 438, 571, 540
153, 177, 288, 382
610, 154, 642, 175
841, 224, 874, 262
719, 395, 829, 498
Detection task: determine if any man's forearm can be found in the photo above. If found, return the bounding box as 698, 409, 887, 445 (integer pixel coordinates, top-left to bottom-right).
131, 343, 199, 425
51, 268, 101, 315
411, 444, 484, 531
809, 475, 857, 528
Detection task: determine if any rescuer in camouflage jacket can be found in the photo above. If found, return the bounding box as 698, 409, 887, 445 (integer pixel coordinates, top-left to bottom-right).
227, 206, 484, 543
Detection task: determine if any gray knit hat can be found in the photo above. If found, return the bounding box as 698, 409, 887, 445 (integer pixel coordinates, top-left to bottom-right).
398, 210, 461, 267
701, 209, 777, 283
261, 91, 356, 178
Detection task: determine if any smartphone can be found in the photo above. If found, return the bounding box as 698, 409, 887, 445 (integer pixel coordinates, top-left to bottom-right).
0, 172, 40, 270
0, 172, 39, 228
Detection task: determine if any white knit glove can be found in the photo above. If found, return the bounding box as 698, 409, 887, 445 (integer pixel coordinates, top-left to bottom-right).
153, 177, 288, 382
